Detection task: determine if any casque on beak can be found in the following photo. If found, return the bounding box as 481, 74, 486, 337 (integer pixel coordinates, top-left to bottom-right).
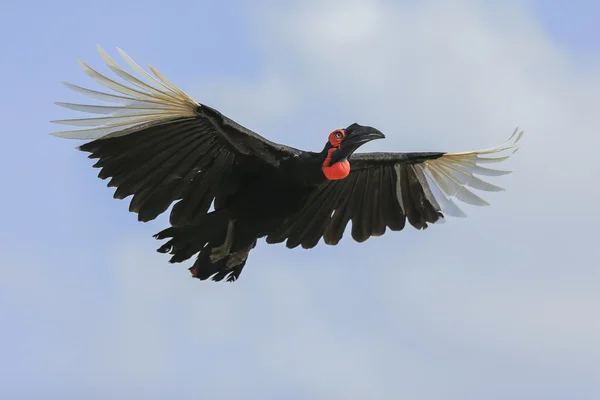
340, 123, 385, 155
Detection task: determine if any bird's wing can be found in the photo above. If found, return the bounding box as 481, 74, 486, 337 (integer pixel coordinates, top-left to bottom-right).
266, 129, 523, 248
52, 46, 303, 226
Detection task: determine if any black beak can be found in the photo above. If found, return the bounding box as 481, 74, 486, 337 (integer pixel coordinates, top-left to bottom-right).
340, 124, 385, 154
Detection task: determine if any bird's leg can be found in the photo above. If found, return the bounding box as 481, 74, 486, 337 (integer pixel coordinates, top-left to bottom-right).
210, 219, 235, 262
226, 240, 256, 269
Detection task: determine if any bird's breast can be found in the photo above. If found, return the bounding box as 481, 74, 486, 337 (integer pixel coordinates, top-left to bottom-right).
322, 160, 351, 180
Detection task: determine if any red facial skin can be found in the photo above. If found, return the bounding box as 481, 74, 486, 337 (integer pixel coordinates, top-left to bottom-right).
322, 129, 351, 180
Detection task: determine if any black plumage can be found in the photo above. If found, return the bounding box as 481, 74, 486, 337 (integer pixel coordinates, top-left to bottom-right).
52, 47, 522, 282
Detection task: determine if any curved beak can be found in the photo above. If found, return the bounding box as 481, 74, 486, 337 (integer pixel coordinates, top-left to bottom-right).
340, 125, 385, 154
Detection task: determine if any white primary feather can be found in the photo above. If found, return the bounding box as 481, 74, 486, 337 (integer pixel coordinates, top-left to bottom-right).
51, 46, 199, 140
116, 48, 178, 94
394, 128, 523, 219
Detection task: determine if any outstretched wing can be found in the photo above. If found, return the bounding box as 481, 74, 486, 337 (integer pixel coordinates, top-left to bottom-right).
52, 46, 302, 226
267, 129, 523, 248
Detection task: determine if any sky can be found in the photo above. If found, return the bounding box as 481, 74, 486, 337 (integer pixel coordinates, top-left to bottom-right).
1, 0, 599, 399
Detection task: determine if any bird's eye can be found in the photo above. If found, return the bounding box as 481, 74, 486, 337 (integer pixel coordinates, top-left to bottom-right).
329, 129, 345, 145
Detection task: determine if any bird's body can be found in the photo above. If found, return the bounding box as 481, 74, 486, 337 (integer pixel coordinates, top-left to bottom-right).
52, 46, 522, 282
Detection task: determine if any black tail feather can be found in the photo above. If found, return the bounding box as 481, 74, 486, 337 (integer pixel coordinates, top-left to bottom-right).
154, 224, 215, 263
188, 242, 255, 282
153, 210, 255, 282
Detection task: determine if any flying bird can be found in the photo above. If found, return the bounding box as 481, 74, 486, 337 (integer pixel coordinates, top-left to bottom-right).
52, 46, 523, 282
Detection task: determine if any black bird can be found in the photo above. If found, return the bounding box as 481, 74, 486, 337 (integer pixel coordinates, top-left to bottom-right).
52, 46, 523, 282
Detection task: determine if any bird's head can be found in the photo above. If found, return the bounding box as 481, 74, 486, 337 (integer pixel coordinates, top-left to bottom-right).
321, 123, 385, 180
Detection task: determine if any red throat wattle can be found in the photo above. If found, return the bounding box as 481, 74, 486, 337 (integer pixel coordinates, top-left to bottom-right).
322, 129, 350, 180
323, 156, 350, 180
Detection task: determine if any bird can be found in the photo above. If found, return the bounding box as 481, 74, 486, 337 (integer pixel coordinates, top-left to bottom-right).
51, 46, 523, 282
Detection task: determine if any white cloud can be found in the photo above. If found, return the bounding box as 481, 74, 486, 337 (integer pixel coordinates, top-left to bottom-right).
6, 0, 600, 398
176, 0, 600, 396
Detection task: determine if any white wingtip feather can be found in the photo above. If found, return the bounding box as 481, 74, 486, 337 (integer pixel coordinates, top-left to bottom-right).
418, 128, 523, 218
52, 47, 198, 139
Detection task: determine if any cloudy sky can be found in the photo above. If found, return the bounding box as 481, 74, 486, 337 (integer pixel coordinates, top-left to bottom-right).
2, 0, 599, 398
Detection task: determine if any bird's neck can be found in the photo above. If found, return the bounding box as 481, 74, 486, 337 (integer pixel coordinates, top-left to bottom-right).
321, 145, 351, 181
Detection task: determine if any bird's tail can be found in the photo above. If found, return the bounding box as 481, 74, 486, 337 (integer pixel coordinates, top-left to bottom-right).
154, 210, 255, 282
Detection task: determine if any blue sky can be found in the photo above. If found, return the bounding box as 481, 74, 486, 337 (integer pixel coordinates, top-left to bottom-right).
2, 0, 599, 399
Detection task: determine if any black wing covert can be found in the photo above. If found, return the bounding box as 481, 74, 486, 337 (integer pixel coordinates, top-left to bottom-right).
267, 130, 523, 249
51, 46, 302, 226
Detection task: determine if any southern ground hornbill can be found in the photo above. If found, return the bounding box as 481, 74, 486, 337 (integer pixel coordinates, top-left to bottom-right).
52, 46, 523, 282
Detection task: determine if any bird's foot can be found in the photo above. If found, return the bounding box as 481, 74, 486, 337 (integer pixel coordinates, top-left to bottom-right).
210, 243, 231, 263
